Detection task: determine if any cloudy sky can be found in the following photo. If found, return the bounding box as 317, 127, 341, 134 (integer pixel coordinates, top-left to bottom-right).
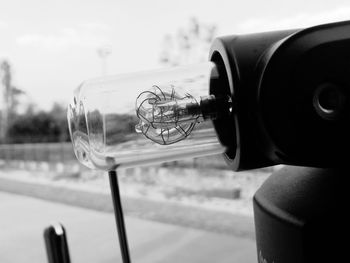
1, 0, 350, 109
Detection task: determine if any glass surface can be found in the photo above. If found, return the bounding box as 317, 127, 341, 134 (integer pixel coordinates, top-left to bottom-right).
68, 62, 227, 170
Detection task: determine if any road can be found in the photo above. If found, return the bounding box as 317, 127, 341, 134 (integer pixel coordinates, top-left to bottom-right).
0, 192, 257, 263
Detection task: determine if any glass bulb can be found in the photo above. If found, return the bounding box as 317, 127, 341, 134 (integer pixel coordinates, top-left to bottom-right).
68, 62, 229, 170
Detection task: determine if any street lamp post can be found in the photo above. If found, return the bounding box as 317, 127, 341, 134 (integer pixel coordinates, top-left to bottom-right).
97, 46, 112, 76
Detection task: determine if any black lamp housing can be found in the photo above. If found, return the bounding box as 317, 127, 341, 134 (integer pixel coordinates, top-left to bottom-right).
209, 20, 350, 171
208, 20, 350, 263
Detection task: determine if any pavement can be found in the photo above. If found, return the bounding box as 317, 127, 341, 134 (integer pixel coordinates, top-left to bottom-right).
0, 175, 256, 238
0, 192, 257, 263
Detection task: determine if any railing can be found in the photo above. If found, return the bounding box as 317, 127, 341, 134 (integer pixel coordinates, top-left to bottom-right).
0, 143, 75, 163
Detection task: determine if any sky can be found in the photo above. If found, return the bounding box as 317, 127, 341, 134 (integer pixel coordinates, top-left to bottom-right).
1, 0, 350, 110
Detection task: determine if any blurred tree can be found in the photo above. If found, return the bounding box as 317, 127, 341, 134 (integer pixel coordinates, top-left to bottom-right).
49, 102, 70, 142
159, 17, 217, 66
0, 60, 25, 142
6, 103, 70, 143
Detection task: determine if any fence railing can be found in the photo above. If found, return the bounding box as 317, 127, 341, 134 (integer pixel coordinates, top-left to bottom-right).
0, 143, 75, 163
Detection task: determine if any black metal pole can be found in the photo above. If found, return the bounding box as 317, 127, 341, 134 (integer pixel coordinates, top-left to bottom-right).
108, 170, 131, 263
43, 223, 71, 263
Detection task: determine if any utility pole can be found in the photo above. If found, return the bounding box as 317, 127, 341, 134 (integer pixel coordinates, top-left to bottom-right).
0, 61, 11, 142
97, 46, 112, 76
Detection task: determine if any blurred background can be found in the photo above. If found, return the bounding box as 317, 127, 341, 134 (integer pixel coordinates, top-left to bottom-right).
1, 0, 349, 262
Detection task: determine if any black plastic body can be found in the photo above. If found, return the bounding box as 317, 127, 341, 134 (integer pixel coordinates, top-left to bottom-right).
209, 29, 297, 170
43, 223, 71, 263
209, 21, 350, 263
257, 21, 350, 167
254, 166, 349, 263
209, 20, 350, 170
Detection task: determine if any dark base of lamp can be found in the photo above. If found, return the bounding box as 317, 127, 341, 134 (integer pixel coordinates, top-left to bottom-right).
253, 166, 349, 263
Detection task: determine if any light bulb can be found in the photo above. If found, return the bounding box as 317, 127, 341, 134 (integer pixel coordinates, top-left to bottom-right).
135, 84, 219, 145
68, 62, 230, 170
